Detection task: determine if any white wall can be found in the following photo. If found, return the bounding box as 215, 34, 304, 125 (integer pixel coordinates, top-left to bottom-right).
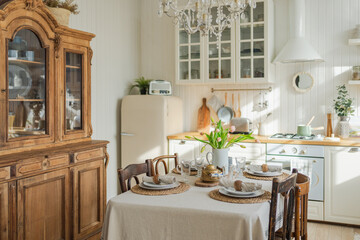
140, 0, 360, 134
70, 0, 141, 200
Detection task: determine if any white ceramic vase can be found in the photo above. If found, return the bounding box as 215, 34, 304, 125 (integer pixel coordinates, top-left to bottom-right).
206, 148, 229, 174
337, 116, 350, 138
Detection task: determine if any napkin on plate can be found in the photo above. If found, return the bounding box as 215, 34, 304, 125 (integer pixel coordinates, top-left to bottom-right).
219, 178, 262, 192
247, 164, 282, 173
142, 175, 176, 185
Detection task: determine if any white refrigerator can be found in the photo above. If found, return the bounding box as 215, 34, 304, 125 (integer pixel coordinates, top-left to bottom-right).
121, 95, 183, 169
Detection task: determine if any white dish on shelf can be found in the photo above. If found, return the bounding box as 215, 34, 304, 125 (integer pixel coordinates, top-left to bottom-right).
219, 188, 265, 198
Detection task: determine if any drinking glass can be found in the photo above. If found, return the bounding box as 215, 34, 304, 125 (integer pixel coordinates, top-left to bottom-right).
194, 156, 204, 178
235, 157, 246, 178
176, 160, 191, 183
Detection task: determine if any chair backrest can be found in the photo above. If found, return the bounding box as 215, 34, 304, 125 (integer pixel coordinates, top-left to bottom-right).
268, 169, 298, 240
295, 173, 310, 239
118, 160, 152, 193
149, 153, 179, 176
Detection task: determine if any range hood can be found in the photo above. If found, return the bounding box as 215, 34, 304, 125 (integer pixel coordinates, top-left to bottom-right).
274, 0, 323, 63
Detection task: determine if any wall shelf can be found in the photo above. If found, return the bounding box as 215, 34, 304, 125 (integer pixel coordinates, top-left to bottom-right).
348, 39, 360, 45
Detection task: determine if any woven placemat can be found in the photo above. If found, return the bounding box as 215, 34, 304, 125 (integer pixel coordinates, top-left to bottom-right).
195, 178, 219, 187
172, 168, 198, 176
131, 183, 190, 196
243, 171, 289, 181
209, 189, 271, 204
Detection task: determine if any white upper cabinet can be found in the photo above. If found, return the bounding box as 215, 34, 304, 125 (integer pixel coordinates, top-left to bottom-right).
175, 1, 274, 85
236, 0, 275, 83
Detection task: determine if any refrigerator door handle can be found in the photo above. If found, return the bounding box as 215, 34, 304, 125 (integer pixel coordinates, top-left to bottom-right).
121, 132, 135, 137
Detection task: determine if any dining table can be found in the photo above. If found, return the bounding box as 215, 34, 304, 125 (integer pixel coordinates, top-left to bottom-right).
101, 173, 284, 240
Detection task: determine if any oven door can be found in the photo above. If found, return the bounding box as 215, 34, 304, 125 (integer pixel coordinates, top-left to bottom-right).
266, 155, 324, 201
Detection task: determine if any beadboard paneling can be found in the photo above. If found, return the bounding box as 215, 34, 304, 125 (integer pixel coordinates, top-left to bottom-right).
70, 0, 141, 200
140, 0, 360, 134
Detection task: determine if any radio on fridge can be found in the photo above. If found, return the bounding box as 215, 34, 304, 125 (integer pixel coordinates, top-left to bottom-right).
149, 80, 172, 96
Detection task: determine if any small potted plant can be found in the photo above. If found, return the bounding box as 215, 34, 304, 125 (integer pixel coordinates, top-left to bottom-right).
186, 119, 254, 171
43, 0, 79, 26
129, 77, 152, 95
334, 84, 354, 138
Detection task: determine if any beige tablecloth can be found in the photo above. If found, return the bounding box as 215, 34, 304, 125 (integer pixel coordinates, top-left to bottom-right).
102, 175, 283, 240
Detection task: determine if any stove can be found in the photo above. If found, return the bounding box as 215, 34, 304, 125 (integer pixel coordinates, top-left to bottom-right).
270, 133, 316, 140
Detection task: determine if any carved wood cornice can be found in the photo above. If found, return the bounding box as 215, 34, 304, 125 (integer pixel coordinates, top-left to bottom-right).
25, 0, 43, 10
54, 33, 61, 58
88, 47, 93, 66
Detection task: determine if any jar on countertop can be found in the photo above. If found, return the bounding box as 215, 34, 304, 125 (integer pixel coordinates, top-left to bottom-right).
352, 66, 360, 80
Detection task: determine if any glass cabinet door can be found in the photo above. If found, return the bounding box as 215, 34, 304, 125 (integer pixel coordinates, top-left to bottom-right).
207, 7, 233, 81
178, 25, 202, 82
65, 52, 83, 131
8, 29, 46, 139
238, 1, 265, 80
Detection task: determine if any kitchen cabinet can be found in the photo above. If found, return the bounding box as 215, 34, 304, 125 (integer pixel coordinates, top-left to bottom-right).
324, 146, 360, 225
0, 1, 109, 239
236, 0, 275, 83
168, 140, 200, 169
175, 1, 274, 85
72, 160, 105, 239
17, 169, 70, 240
0, 182, 9, 240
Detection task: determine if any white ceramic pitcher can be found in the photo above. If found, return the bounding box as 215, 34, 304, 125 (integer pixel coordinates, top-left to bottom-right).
206, 148, 229, 174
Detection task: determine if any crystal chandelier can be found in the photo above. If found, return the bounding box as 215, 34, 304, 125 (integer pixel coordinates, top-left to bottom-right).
158, 0, 256, 41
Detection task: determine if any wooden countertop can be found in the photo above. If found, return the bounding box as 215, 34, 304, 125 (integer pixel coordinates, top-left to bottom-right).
168, 132, 360, 147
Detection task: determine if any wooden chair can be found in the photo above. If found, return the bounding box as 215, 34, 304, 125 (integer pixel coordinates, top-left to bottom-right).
268, 169, 298, 240
117, 160, 152, 193
275, 173, 310, 240
148, 153, 179, 176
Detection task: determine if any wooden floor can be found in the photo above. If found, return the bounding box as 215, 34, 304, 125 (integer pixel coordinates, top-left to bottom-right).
306, 222, 360, 240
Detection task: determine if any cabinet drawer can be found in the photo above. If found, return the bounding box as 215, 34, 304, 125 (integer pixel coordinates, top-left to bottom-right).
47, 154, 70, 169
16, 158, 44, 176
74, 148, 104, 163
0, 167, 10, 180
308, 201, 323, 221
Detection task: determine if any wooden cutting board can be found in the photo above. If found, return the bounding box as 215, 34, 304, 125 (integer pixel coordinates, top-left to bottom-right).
197, 98, 211, 133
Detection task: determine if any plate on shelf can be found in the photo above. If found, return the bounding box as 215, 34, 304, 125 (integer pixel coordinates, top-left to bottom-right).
8, 64, 32, 99
246, 170, 282, 177
219, 188, 265, 198
140, 182, 179, 190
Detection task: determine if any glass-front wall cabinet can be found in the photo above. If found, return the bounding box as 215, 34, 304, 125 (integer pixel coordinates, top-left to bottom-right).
207, 7, 233, 82
65, 52, 83, 132
238, 1, 265, 81
8, 29, 47, 139
178, 15, 202, 83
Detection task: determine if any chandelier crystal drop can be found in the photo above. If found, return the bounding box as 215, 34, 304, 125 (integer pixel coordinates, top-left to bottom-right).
158, 0, 256, 41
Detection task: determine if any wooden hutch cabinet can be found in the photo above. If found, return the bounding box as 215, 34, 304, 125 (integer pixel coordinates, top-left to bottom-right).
0, 0, 109, 239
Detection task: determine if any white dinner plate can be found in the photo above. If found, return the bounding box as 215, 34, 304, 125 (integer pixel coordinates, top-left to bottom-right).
219, 188, 265, 198
223, 187, 258, 196
140, 182, 179, 190
246, 170, 282, 177
143, 181, 177, 188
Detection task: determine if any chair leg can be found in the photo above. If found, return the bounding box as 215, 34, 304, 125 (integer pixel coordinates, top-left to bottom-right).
295, 195, 301, 240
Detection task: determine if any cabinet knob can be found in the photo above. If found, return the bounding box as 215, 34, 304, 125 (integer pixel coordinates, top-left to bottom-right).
180, 140, 186, 145
279, 149, 286, 154
348, 148, 359, 153
1, 89, 5, 93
